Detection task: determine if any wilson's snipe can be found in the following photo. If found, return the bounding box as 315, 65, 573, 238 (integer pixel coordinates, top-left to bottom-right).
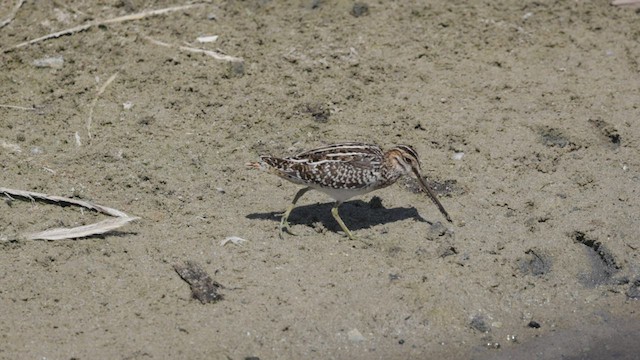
247, 142, 452, 240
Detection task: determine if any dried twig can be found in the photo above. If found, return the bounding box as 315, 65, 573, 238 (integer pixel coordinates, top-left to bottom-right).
612, 0, 640, 5
27, 217, 138, 240
0, 187, 138, 240
0, 187, 129, 217
2, 3, 203, 53
0, 104, 35, 111
87, 73, 118, 141
220, 236, 248, 246
0, 0, 25, 29
144, 36, 244, 63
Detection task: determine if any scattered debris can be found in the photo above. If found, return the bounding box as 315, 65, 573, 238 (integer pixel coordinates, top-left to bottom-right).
0, 187, 138, 240
197, 35, 219, 43
612, 0, 640, 7
144, 36, 244, 64
173, 261, 224, 303
347, 328, 365, 342
0, 104, 35, 111
32, 56, 64, 68
3, 4, 204, 53
220, 236, 247, 246
27, 217, 137, 241
87, 72, 118, 141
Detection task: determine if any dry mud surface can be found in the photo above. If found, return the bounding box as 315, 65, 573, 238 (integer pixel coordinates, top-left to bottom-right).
1, 1, 639, 359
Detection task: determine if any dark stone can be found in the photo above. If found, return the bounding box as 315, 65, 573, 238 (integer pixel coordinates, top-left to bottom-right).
470, 315, 491, 333
528, 320, 541, 328
351, 3, 369, 17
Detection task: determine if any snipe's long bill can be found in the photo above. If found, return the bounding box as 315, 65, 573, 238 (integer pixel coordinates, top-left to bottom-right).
247, 142, 452, 240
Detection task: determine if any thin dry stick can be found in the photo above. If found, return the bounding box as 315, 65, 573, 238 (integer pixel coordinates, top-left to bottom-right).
0, 187, 131, 217
0, 104, 35, 111
27, 217, 137, 240
2, 3, 203, 53
612, 0, 640, 5
144, 36, 244, 63
0, 0, 25, 29
0, 187, 139, 240
87, 72, 118, 141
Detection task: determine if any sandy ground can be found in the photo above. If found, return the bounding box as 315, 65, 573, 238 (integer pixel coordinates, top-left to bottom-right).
1, 0, 639, 359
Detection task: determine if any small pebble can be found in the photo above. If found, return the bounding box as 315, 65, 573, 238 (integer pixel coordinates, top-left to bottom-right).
33, 56, 64, 68
350, 3, 369, 17
528, 320, 541, 328
197, 35, 219, 43
470, 315, 491, 333
347, 328, 365, 342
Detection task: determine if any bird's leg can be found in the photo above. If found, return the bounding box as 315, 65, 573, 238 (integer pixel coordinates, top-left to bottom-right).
331, 202, 356, 240
280, 187, 312, 239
